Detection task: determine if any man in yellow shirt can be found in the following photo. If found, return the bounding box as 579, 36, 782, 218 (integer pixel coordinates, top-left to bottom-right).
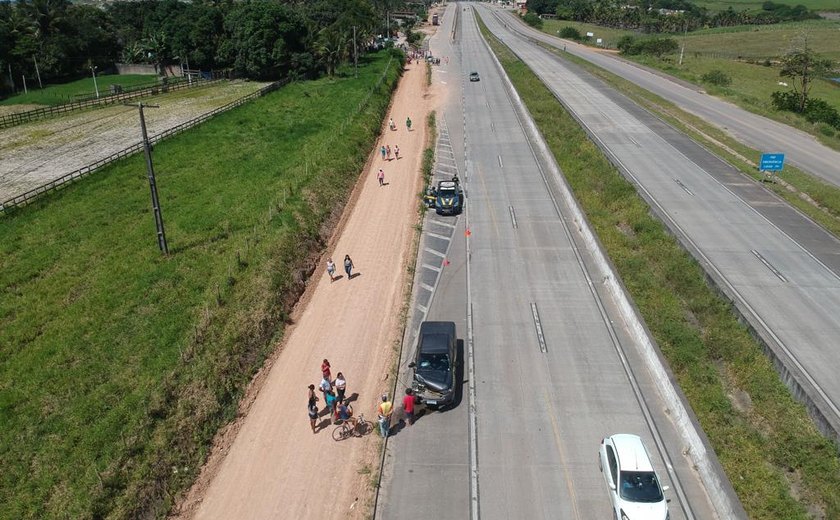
377, 394, 393, 438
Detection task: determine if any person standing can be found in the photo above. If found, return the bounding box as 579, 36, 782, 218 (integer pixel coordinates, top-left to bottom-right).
402, 388, 416, 426
377, 168, 385, 187
308, 383, 318, 403
389, 117, 395, 131
386, 144, 392, 160
344, 255, 354, 279
380, 145, 387, 160
308, 397, 319, 434
326, 258, 336, 282
321, 358, 331, 380
405, 117, 412, 131
335, 372, 347, 403
378, 394, 393, 438
319, 373, 332, 401
325, 390, 337, 420
394, 145, 400, 160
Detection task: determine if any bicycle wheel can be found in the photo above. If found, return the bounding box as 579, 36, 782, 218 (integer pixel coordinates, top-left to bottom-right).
355, 419, 372, 437
332, 424, 350, 441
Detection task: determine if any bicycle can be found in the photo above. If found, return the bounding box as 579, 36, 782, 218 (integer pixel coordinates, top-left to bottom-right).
332, 411, 373, 441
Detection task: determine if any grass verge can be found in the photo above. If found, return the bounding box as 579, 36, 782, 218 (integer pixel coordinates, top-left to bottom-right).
480, 16, 840, 520
0, 51, 402, 519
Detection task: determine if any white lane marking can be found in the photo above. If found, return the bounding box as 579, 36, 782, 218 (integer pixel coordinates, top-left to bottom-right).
422, 263, 442, 272
427, 231, 453, 241
498, 155, 503, 168
424, 247, 446, 258
752, 249, 788, 283
674, 178, 694, 196
509, 205, 518, 229
420, 282, 435, 292
530, 303, 548, 353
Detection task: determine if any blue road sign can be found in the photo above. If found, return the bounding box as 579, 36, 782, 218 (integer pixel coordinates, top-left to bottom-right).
760, 153, 785, 172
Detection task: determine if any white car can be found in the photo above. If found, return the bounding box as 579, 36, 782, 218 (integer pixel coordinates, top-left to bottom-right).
599, 434, 670, 520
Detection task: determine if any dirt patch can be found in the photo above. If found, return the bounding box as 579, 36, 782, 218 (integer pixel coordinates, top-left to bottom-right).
0, 81, 267, 202
0, 104, 46, 117
169, 60, 438, 520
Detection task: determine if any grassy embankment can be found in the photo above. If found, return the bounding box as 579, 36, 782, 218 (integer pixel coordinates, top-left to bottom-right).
540, 18, 840, 151
0, 51, 402, 519
694, 0, 840, 11
0, 74, 170, 106
479, 17, 840, 520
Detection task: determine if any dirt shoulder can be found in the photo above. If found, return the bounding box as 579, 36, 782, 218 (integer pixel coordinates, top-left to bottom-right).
171, 61, 437, 519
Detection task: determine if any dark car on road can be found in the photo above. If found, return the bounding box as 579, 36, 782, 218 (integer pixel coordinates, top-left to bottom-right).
435, 180, 463, 215
410, 321, 457, 407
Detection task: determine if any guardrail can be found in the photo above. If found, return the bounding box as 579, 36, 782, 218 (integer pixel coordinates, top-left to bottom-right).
0, 78, 222, 130
0, 80, 285, 214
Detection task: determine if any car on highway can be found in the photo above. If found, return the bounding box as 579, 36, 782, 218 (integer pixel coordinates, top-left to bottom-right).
434, 180, 463, 215
409, 321, 457, 407
599, 434, 669, 520
469, 71, 480, 82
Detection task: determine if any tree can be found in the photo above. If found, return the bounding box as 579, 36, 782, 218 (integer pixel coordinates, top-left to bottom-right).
779, 35, 833, 113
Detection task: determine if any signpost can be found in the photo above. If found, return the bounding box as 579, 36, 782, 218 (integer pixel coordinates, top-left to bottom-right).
759, 153, 785, 182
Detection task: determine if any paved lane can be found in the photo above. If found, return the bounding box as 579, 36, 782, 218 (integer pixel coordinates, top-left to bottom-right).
476, 3, 840, 445
378, 5, 732, 519
492, 8, 840, 188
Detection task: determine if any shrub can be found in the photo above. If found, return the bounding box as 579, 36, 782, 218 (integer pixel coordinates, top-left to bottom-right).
523, 12, 543, 29
819, 124, 836, 137
804, 98, 840, 129
617, 35, 637, 55
558, 26, 582, 40
771, 90, 800, 112
701, 69, 732, 86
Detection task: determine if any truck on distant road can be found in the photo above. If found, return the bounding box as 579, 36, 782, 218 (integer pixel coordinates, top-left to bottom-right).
432, 14, 439, 25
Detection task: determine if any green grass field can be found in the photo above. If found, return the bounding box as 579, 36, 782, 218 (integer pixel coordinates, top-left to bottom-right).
0, 51, 401, 519
543, 19, 634, 49
480, 15, 840, 520
0, 74, 170, 106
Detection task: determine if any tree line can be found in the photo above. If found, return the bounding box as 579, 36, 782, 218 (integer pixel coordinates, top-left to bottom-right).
0, 0, 423, 96
528, 0, 819, 33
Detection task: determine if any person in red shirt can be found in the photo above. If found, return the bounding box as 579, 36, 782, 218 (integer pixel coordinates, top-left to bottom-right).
402, 388, 416, 426
321, 359, 331, 380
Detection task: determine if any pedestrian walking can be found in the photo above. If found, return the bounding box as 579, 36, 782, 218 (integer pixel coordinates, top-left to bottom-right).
394, 145, 400, 160
402, 388, 416, 426
377, 168, 385, 187
308, 397, 318, 433
335, 372, 347, 403
326, 258, 336, 282
321, 358, 331, 380
378, 394, 393, 438
405, 117, 412, 131
344, 254, 354, 279
389, 117, 396, 131
308, 383, 318, 403
325, 390, 337, 419
381, 145, 387, 160
386, 144, 392, 160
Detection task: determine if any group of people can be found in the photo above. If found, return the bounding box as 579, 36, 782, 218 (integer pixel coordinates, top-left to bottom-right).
308, 359, 353, 433
380, 144, 400, 162
376, 387, 417, 438
388, 116, 412, 132
325, 255, 354, 282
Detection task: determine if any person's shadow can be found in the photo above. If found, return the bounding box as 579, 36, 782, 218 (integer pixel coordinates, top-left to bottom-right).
315, 418, 331, 433
348, 272, 362, 280
331, 274, 345, 282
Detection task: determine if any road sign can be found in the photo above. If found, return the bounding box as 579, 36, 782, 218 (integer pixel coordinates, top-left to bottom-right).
759, 153, 785, 172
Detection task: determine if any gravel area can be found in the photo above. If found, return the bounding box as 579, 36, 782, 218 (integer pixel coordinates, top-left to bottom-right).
0, 81, 268, 202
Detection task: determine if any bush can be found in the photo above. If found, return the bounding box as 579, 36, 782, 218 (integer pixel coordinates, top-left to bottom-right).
617, 35, 637, 54
771, 90, 800, 112
701, 69, 732, 86
804, 98, 840, 128
819, 124, 836, 137
558, 26, 582, 40
523, 12, 543, 29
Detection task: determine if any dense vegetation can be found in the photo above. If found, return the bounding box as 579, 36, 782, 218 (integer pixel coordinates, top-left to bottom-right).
0, 0, 423, 96
529, 0, 820, 33
0, 50, 402, 519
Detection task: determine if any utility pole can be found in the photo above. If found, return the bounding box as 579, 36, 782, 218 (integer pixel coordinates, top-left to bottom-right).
33, 57, 42, 89
8, 63, 13, 92
679, 20, 688, 66
132, 103, 169, 254
353, 25, 358, 78
90, 65, 100, 99
22, 74, 27, 95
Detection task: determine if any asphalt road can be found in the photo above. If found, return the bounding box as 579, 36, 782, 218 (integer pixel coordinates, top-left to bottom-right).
476, 0, 840, 450
377, 5, 729, 519
493, 8, 840, 189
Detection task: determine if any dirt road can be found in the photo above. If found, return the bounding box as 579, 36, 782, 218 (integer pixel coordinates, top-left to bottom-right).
172, 60, 435, 519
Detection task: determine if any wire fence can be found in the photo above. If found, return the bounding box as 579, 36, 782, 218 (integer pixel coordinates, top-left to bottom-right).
0, 80, 286, 214
0, 78, 222, 130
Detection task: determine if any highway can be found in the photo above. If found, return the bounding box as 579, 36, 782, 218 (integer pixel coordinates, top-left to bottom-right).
476, 0, 840, 455
376, 5, 737, 519
494, 8, 840, 188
